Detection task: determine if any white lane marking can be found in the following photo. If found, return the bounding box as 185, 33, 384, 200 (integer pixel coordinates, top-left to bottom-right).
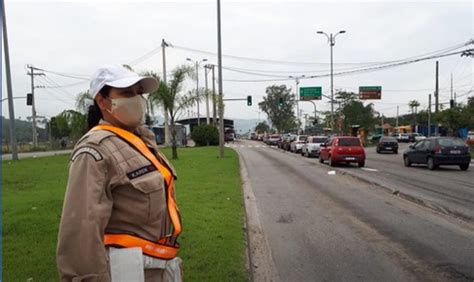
362, 168, 379, 172
248, 145, 254, 148
256, 145, 261, 148
328, 170, 336, 175
240, 145, 246, 148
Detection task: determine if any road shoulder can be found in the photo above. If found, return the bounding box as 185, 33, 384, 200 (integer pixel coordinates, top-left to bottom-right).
238, 151, 280, 282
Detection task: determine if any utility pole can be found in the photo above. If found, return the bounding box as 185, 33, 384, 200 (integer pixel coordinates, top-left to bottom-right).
396, 105, 399, 128
212, 64, 217, 126
217, 0, 225, 158
195, 62, 200, 124
428, 94, 431, 137
204, 65, 210, 124
162, 39, 171, 145
450, 73, 453, 100
381, 114, 384, 135
435, 61, 439, 113
187, 58, 207, 125
2, 0, 18, 160
27, 65, 44, 148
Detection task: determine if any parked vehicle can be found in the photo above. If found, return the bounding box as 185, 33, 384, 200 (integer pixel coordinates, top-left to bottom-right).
319, 136, 366, 167
290, 135, 308, 153
301, 136, 328, 157
266, 134, 281, 146
282, 134, 296, 151
376, 136, 398, 154
396, 133, 410, 143
407, 132, 426, 142
403, 137, 471, 170
466, 131, 474, 146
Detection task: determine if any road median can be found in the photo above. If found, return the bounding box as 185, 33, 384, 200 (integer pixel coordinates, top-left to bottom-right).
2, 147, 248, 281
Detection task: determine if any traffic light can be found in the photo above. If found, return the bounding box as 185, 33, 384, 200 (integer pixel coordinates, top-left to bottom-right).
278, 98, 283, 108
247, 95, 252, 106
450, 99, 454, 109
26, 93, 33, 106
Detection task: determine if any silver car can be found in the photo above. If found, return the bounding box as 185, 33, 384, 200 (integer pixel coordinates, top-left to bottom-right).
301, 136, 328, 157
290, 135, 308, 153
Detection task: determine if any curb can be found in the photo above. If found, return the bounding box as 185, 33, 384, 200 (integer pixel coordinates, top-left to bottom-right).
238, 152, 280, 282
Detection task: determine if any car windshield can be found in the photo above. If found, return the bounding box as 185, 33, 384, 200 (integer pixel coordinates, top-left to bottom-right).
381, 137, 397, 142
338, 138, 360, 146
436, 138, 466, 147
314, 138, 327, 143
299, 136, 307, 141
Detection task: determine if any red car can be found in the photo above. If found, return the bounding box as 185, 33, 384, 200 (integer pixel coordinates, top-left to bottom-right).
319, 136, 366, 167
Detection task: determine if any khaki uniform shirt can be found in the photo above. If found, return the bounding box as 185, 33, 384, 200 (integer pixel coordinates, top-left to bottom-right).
56, 121, 177, 281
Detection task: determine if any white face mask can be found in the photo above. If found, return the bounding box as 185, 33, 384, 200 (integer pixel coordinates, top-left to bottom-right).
106, 95, 146, 128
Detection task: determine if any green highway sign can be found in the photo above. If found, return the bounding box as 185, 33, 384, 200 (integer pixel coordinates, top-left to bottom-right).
359, 86, 382, 100
299, 87, 322, 100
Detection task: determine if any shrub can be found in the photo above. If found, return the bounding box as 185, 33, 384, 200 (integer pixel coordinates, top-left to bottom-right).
191, 124, 219, 146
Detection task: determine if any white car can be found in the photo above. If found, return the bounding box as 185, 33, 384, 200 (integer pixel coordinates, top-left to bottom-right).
301, 136, 328, 157
290, 135, 308, 153
413, 133, 426, 142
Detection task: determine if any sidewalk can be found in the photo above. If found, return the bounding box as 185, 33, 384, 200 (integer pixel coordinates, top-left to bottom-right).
2, 150, 73, 161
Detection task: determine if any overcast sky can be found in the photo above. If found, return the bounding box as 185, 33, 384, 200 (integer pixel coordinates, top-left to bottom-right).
2, 0, 473, 125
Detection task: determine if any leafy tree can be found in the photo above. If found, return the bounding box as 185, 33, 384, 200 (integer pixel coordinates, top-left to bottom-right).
408, 100, 420, 124
50, 110, 87, 141
435, 107, 469, 136
333, 90, 377, 133
255, 121, 270, 134
258, 85, 297, 132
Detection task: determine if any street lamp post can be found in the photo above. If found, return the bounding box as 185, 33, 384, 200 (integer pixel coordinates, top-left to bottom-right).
187, 58, 208, 125
289, 75, 305, 133
317, 30, 346, 133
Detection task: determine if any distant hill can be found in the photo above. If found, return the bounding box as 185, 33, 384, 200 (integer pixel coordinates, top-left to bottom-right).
2, 116, 47, 144
233, 119, 260, 133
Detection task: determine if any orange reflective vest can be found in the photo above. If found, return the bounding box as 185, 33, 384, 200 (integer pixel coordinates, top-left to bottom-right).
92, 125, 182, 259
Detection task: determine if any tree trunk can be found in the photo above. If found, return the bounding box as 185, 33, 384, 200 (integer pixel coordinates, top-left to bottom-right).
170, 117, 178, 159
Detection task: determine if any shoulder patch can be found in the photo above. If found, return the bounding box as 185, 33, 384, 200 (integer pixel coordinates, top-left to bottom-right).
71, 147, 103, 162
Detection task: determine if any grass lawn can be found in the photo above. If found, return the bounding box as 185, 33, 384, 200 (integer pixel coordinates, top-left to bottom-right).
2, 147, 247, 281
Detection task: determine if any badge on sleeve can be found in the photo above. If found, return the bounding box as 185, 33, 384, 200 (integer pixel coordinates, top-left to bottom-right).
71, 147, 103, 162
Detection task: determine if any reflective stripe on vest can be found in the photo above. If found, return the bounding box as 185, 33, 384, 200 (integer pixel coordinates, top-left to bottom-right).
104, 234, 178, 260
91, 125, 182, 258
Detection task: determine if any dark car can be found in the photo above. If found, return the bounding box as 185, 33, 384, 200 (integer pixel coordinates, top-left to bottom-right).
376, 136, 398, 154
403, 137, 471, 170
282, 134, 296, 151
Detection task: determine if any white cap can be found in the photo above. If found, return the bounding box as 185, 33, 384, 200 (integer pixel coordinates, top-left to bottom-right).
89, 64, 158, 98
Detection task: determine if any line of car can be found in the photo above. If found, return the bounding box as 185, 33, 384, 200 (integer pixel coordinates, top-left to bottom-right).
261, 133, 472, 171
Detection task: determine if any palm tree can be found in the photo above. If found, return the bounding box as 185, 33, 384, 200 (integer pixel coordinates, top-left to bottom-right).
75, 91, 93, 113
153, 65, 196, 159
408, 100, 420, 124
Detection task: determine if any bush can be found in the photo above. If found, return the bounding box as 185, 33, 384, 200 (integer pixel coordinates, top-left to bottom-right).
192, 124, 219, 146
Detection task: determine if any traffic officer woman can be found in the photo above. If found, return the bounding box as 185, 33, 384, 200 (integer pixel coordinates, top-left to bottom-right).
56, 65, 182, 281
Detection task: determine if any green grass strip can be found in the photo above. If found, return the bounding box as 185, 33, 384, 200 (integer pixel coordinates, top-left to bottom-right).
2, 147, 247, 281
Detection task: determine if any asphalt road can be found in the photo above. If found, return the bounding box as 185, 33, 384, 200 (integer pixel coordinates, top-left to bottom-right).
341, 142, 474, 221
232, 140, 474, 282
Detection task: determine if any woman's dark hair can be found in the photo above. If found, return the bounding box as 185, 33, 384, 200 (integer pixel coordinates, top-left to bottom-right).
87, 85, 111, 129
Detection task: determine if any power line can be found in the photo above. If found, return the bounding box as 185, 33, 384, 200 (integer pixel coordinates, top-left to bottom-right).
33, 67, 89, 80
127, 46, 162, 66
170, 40, 469, 66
